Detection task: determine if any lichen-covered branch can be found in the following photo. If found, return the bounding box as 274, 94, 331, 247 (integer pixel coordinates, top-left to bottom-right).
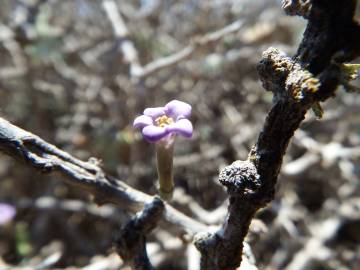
194, 0, 360, 269
0, 117, 207, 239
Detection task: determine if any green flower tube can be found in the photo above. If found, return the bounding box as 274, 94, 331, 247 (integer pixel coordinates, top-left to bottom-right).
156, 139, 174, 200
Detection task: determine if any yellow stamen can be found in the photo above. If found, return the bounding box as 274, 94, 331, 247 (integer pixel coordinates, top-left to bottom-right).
155, 115, 174, 127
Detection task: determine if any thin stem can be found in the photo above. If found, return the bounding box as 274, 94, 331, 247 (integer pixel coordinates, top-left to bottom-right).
156, 140, 174, 201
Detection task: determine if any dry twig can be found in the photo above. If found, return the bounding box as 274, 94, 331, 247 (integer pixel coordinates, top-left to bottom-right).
136, 20, 244, 79
0, 117, 207, 238
103, 1, 244, 81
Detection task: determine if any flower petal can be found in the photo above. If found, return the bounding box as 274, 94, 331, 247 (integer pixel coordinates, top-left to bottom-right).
0, 203, 16, 225
142, 125, 168, 142
165, 100, 192, 120
166, 118, 193, 138
133, 115, 153, 129
144, 107, 165, 119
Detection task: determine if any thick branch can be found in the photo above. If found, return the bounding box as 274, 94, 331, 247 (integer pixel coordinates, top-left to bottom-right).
0, 117, 207, 238
195, 0, 360, 269
115, 197, 164, 270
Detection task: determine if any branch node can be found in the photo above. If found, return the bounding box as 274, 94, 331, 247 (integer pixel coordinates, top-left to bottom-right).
257, 47, 321, 105
219, 160, 261, 201
194, 231, 219, 254
256, 47, 292, 95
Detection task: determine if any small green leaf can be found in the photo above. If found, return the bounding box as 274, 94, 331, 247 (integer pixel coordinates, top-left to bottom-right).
15, 222, 32, 257
342, 63, 360, 80
311, 102, 324, 119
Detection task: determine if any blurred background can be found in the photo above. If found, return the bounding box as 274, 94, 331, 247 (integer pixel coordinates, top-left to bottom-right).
0, 0, 359, 269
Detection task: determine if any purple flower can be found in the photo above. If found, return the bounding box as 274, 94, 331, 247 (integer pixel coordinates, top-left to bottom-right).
0, 203, 16, 225
133, 100, 193, 143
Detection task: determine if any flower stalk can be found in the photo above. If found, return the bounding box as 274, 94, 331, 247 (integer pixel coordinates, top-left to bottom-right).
156, 140, 174, 200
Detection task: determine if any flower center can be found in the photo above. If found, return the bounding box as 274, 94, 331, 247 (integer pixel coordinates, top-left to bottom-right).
155, 115, 174, 127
